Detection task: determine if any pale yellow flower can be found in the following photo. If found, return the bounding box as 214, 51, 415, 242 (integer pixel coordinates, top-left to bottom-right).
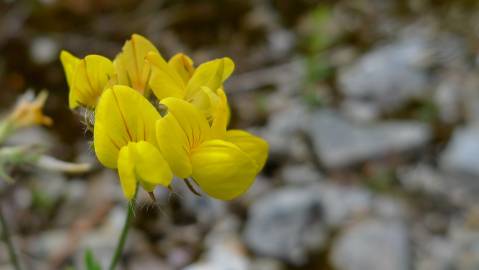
8, 91, 52, 128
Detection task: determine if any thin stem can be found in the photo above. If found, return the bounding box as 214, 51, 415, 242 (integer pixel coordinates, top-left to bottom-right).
0, 204, 22, 270
108, 198, 135, 270
0, 120, 14, 145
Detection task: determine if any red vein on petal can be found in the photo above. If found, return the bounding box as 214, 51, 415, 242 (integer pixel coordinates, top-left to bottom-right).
112, 89, 134, 141
108, 135, 121, 151
130, 36, 140, 88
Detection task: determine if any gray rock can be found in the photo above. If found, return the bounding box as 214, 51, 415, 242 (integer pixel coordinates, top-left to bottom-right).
262, 103, 311, 162
266, 102, 309, 135
450, 222, 479, 270
434, 70, 479, 125
183, 195, 226, 227
415, 237, 455, 270
74, 141, 100, 169
5, 126, 57, 150
434, 32, 468, 68
159, 178, 227, 226
399, 164, 479, 205
263, 131, 310, 163
243, 183, 371, 265
318, 183, 371, 227
331, 219, 410, 270
55, 170, 124, 227
29, 229, 68, 258
338, 36, 431, 111
372, 196, 407, 221
243, 186, 325, 265
267, 30, 295, 59
129, 255, 172, 270
30, 36, 59, 64
434, 73, 463, 124
166, 247, 194, 269
240, 175, 275, 203
340, 100, 381, 122
30, 170, 67, 203
0, 245, 8, 265
0, 263, 14, 270
76, 206, 134, 269
398, 165, 447, 195
185, 217, 250, 270
280, 163, 322, 185
310, 110, 431, 168
453, 72, 479, 124
250, 258, 284, 270
440, 125, 479, 177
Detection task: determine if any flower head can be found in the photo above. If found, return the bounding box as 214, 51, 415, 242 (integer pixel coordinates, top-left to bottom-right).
94, 85, 172, 199
8, 90, 53, 128
156, 98, 268, 200
60, 51, 114, 109
60, 33, 268, 201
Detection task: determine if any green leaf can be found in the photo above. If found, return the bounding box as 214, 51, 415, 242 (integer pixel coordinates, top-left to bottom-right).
84, 249, 102, 270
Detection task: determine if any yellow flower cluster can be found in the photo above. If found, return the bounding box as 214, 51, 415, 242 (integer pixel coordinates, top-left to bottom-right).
60, 34, 268, 200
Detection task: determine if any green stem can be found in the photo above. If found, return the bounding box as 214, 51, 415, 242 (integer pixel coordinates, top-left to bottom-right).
0, 120, 14, 145
0, 204, 22, 270
108, 198, 135, 270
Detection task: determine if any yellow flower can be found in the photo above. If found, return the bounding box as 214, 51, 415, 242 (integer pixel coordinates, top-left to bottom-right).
59, 34, 269, 201
113, 34, 159, 94
8, 90, 53, 128
60, 51, 114, 109
94, 85, 172, 199
146, 52, 233, 123
156, 98, 268, 200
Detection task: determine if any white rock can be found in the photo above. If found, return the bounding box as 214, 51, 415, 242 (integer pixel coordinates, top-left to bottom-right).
243, 183, 371, 265
310, 110, 431, 168
338, 36, 431, 112
30, 37, 59, 64
331, 219, 410, 270
184, 217, 250, 270
280, 163, 322, 185
440, 125, 479, 177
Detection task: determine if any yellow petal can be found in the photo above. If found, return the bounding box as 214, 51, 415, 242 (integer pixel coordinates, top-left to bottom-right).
117, 145, 137, 200
71, 55, 114, 108
225, 130, 269, 171
191, 140, 258, 200
60, 50, 81, 108
129, 141, 173, 188
156, 113, 192, 178
168, 53, 195, 83
189, 87, 230, 138
185, 57, 234, 99
210, 88, 229, 139
147, 52, 186, 100
114, 34, 159, 93
60, 50, 80, 87
8, 90, 53, 128
93, 122, 120, 169
68, 86, 79, 109
188, 86, 214, 118
94, 85, 161, 168
161, 97, 211, 149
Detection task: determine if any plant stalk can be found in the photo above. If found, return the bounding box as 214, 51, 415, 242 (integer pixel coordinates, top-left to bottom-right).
0, 121, 14, 145
108, 196, 136, 270
0, 204, 22, 270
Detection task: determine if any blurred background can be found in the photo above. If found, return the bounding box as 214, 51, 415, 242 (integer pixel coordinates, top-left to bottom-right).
1, 0, 479, 269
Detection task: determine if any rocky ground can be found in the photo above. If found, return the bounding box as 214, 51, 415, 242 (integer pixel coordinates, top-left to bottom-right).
2, 0, 479, 269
